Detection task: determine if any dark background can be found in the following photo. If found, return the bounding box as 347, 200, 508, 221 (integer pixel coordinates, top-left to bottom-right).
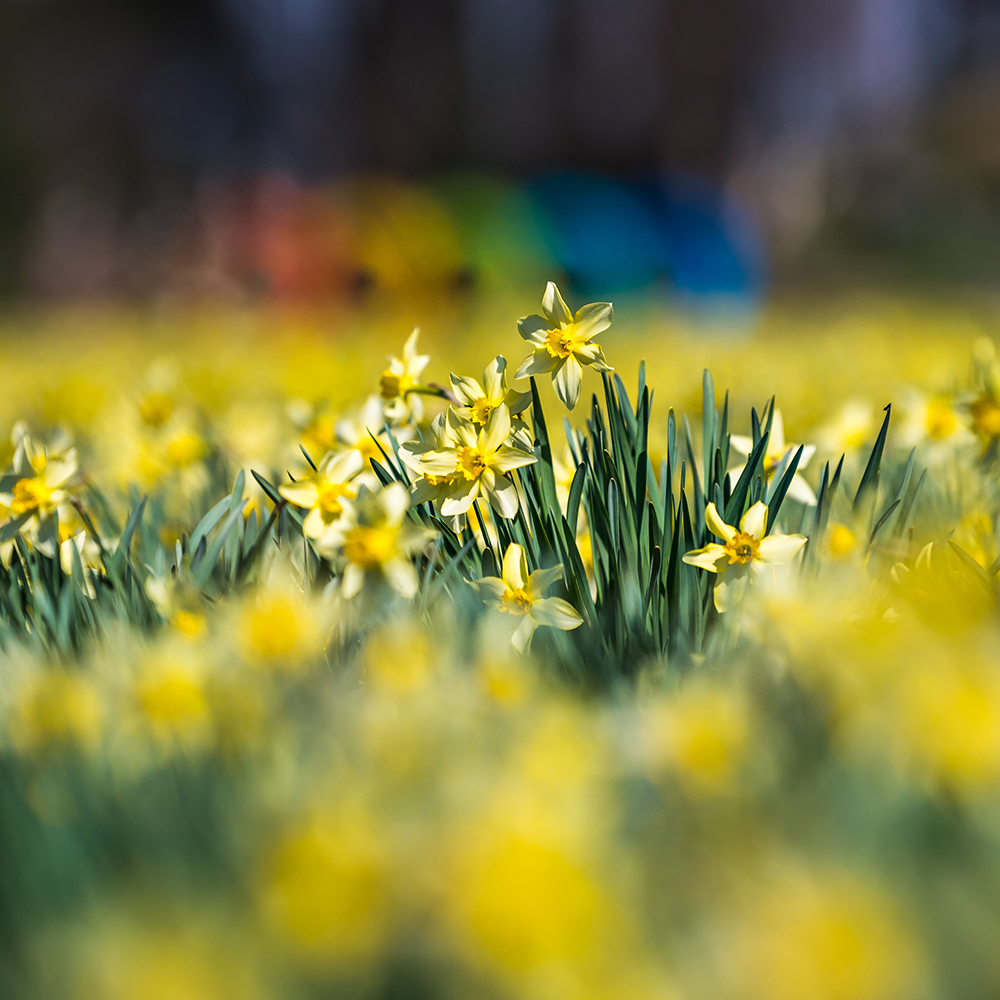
1, 0, 999, 300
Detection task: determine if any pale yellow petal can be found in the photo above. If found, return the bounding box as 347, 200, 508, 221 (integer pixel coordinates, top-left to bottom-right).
705, 502, 736, 542
739, 501, 768, 539
682, 543, 727, 573
756, 533, 808, 565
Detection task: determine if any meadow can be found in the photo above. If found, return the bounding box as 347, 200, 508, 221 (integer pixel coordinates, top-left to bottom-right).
2, 284, 1000, 1000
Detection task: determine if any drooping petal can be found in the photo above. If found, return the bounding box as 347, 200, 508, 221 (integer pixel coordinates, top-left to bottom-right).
527, 564, 563, 598
769, 409, 786, 453
682, 543, 728, 573
530, 596, 584, 630
728, 435, 753, 458
516, 350, 558, 380
410, 477, 442, 504
756, 533, 808, 565
398, 440, 435, 472
482, 356, 506, 401
552, 357, 584, 410
379, 482, 410, 525
302, 508, 327, 539
713, 567, 749, 612
575, 343, 613, 373
517, 313, 550, 344
486, 475, 520, 519
705, 502, 736, 542
511, 615, 538, 653
450, 373, 485, 406
542, 281, 573, 326
492, 445, 537, 473
504, 388, 533, 414
502, 542, 528, 591
279, 481, 319, 508
739, 501, 768, 540
341, 563, 366, 599
785, 473, 817, 506
383, 558, 418, 598
440, 479, 479, 516
482, 404, 512, 453
572, 301, 613, 340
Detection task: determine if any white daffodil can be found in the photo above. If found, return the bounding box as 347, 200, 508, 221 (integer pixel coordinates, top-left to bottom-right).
515, 282, 613, 410
0, 444, 79, 556
450, 355, 532, 428
319, 483, 436, 599
469, 542, 583, 651
683, 501, 807, 612
60, 530, 102, 598
336, 394, 414, 488
278, 449, 363, 539
412, 405, 536, 519
729, 409, 817, 506
379, 327, 431, 424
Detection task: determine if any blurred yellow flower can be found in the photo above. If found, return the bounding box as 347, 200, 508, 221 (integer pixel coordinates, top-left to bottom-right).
11, 670, 103, 754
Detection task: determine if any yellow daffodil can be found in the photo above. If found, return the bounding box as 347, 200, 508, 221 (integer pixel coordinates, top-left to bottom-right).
683, 501, 807, 612
515, 281, 613, 410
320, 483, 435, 598
450, 355, 531, 428
378, 327, 430, 424
729, 409, 817, 505
336, 395, 413, 485
412, 405, 536, 519
469, 542, 583, 650
279, 449, 363, 539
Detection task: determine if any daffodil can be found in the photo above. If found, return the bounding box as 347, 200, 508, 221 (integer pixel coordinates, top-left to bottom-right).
60, 530, 103, 598
729, 409, 817, 506
412, 406, 536, 519
279, 450, 363, 539
320, 483, 435, 599
515, 282, 613, 410
335, 395, 414, 487
450, 356, 531, 428
378, 328, 430, 424
683, 501, 807, 612
469, 542, 583, 651
0, 445, 79, 556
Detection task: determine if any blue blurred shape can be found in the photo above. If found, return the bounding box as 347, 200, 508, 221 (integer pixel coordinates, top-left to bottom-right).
528, 172, 765, 306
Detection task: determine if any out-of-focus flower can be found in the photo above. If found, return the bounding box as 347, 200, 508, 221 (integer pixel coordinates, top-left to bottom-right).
59, 530, 103, 597
238, 588, 327, 671
412, 406, 536, 519
816, 399, 874, 458
279, 449, 363, 539
645, 684, 750, 793
260, 811, 388, 960
683, 502, 807, 612
516, 282, 613, 410
378, 327, 430, 424
730, 408, 817, 505
135, 653, 211, 744
898, 390, 973, 459
469, 542, 583, 651
321, 483, 435, 599
725, 871, 920, 1000
10, 670, 103, 754
336, 394, 413, 485
450, 355, 532, 427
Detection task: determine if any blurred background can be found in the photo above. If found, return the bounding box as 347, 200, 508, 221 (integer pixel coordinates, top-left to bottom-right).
0, 0, 999, 307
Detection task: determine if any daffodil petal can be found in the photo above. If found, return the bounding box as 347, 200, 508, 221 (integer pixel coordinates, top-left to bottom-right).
785, 474, 817, 506
682, 543, 727, 572
482, 357, 506, 401
279, 482, 319, 508
383, 558, 418, 598
440, 480, 479, 516
573, 301, 613, 339
492, 446, 537, 473
450, 374, 484, 406
516, 351, 558, 379
468, 576, 506, 608
542, 281, 573, 326
705, 502, 736, 542
552, 357, 584, 410
713, 567, 749, 612
527, 564, 562, 597
530, 596, 583, 630
739, 501, 768, 539
517, 314, 549, 344
503, 543, 528, 591
486, 475, 520, 519
482, 404, 511, 453
511, 615, 538, 653
728, 436, 753, 458
756, 533, 808, 565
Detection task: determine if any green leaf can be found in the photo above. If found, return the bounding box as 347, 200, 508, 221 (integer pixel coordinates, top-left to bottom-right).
853, 404, 891, 512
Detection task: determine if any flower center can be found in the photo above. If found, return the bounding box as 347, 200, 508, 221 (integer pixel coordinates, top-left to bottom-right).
544, 326, 583, 359
457, 447, 487, 481
925, 398, 956, 440
501, 587, 532, 615
343, 526, 398, 569
723, 531, 759, 565
139, 392, 174, 427
470, 396, 493, 425
11, 478, 52, 515
971, 395, 1000, 438
379, 370, 412, 401
316, 482, 354, 519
